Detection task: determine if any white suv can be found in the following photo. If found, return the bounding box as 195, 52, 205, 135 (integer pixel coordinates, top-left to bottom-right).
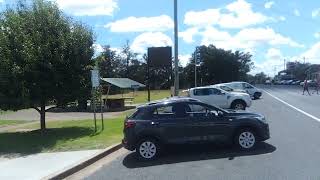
222, 82, 262, 99
186, 86, 252, 110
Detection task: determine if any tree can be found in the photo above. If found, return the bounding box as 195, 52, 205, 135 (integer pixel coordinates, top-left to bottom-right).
0, 0, 94, 131
183, 45, 254, 87
96, 45, 124, 78
121, 40, 138, 76
253, 72, 268, 84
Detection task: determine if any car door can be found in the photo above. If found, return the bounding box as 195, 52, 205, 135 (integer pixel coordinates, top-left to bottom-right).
243, 83, 255, 96
210, 88, 228, 108
192, 88, 227, 108
192, 88, 211, 104
152, 103, 192, 144
187, 102, 232, 143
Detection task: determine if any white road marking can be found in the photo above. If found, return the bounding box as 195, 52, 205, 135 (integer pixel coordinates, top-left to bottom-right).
264, 90, 320, 122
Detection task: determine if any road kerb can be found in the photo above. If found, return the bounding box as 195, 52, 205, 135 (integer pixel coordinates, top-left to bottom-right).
46, 143, 122, 180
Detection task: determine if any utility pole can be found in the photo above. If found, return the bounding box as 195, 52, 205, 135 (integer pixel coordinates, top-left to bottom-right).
173, 0, 179, 96
284, 59, 286, 71
194, 52, 197, 87
303, 57, 306, 64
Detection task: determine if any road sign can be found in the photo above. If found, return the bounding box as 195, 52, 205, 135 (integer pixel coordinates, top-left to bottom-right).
91, 70, 100, 88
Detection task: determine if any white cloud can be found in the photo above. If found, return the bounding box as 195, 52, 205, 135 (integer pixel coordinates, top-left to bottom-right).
184, 9, 221, 27
131, 32, 173, 54
0, 0, 3, 3
179, 54, 191, 67
264, 1, 274, 9
300, 42, 320, 64
235, 28, 303, 47
92, 43, 104, 55
199, 27, 304, 51
294, 9, 301, 17
179, 27, 200, 44
314, 32, 320, 39
279, 16, 286, 21
105, 15, 173, 32
56, 0, 118, 16
312, 8, 320, 18
252, 48, 284, 76
184, 0, 269, 29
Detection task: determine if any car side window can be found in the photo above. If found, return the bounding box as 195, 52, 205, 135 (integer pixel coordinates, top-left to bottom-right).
153, 104, 189, 119
193, 88, 212, 96
187, 103, 217, 118
244, 83, 253, 89
211, 88, 222, 95
153, 105, 174, 117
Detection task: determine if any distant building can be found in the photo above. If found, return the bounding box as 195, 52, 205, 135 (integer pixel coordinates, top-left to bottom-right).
286, 62, 297, 71
306, 64, 320, 80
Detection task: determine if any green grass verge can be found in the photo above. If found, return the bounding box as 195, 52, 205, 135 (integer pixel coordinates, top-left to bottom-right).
0, 116, 126, 155
0, 110, 12, 115
0, 120, 26, 127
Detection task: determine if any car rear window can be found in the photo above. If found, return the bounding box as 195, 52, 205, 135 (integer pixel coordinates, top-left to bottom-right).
129, 108, 150, 120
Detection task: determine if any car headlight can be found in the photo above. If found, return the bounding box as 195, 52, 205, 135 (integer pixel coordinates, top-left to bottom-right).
256, 116, 267, 123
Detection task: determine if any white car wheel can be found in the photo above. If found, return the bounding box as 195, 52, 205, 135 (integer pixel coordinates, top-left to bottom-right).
234, 103, 245, 110
139, 141, 157, 159
238, 131, 256, 149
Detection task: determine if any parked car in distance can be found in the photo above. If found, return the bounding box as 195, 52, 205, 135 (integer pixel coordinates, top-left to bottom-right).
265, 80, 271, 85
122, 97, 270, 160
222, 82, 262, 99
300, 80, 316, 87
291, 80, 301, 85
187, 86, 252, 110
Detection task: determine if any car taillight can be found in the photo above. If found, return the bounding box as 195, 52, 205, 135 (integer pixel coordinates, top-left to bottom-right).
124, 121, 136, 129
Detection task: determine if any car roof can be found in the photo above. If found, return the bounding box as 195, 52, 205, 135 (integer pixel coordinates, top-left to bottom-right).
139, 97, 201, 108
189, 86, 218, 90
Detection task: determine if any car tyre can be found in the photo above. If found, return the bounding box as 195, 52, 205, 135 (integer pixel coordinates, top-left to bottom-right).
253, 93, 260, 100
234, 128, 257, 150
136, 138, 160, 161
231, 100, 246, 110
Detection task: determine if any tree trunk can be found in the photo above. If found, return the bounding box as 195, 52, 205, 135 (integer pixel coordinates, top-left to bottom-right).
40, 101, 46, 131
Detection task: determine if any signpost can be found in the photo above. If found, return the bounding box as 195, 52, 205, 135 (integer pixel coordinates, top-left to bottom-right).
91, 69, 104, 132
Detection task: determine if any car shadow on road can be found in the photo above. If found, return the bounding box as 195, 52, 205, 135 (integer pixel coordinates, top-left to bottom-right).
122, 142, 276, 169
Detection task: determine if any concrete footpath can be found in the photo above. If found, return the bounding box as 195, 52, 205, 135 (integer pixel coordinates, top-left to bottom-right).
0, 150, 101, 180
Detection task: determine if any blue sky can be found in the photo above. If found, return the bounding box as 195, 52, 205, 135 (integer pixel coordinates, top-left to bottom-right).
1, 0, 320, 76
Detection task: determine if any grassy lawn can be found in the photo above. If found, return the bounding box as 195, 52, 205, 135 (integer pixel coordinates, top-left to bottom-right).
106, 89, 175, 104
0, 120, 26, 127
0, 115, 126, 155
0, 110, 12, 115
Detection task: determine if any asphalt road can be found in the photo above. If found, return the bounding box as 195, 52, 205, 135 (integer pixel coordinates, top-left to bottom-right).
82, 85, 320, 180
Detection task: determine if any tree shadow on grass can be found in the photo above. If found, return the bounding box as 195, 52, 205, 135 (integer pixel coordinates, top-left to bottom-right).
0, 127, 98, 157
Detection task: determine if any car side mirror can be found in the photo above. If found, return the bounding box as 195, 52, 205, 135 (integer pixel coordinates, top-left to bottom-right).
220, 92, 226, 95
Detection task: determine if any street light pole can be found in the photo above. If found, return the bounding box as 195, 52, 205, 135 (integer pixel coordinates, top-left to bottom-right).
174, 0, 179, 96
194, 51, 197, 87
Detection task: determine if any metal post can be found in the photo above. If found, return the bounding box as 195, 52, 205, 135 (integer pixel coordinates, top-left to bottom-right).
174, 0, 179, 96
93, 88, 97, 132
99, 86, 104, 130
147, 57, 151, 102
194, 52, 197, 87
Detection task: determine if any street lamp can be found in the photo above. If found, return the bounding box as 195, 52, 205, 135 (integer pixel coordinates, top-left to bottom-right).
174, 0, 179, 96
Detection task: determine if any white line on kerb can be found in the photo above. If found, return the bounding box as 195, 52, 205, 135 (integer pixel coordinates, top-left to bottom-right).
264, 90, 320, 122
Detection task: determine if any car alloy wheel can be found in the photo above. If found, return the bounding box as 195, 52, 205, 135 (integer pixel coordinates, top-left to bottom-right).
234, 103, 245, 110
238, 131, 256, 149
139, 141, 157, 159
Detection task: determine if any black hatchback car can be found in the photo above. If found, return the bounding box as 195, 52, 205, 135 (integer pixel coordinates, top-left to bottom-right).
122, 97, 270, 160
